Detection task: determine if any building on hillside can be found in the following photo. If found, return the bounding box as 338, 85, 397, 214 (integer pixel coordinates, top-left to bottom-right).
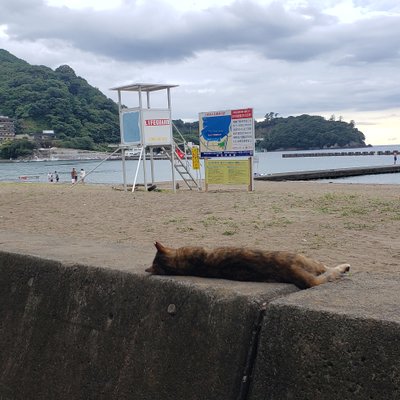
0, 116, 16, 141
40, 130, 55, 139
15, 130, 56, 142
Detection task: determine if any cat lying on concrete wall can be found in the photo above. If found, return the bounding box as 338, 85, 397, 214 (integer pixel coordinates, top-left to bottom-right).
146, 242, 350, 289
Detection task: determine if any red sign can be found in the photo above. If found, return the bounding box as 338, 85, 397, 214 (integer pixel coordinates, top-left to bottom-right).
144, 119, 170, 126
231, 108, 253, 119
175, 148, 185, 159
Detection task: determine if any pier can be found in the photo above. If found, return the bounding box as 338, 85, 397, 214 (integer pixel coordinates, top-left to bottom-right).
282, 149, 398, 158
254, 165, 400, 181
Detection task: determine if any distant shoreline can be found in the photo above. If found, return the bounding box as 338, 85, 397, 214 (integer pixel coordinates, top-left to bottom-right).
1, 144, 399, 163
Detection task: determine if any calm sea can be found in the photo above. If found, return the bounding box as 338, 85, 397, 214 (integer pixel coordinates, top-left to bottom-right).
0, 144, 399, 185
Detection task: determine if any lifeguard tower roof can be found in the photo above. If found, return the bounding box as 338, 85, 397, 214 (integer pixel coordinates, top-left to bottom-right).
110, 83, 178, 92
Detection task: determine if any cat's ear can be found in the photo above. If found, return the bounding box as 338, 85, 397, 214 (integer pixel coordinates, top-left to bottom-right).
154, 241, 168, 253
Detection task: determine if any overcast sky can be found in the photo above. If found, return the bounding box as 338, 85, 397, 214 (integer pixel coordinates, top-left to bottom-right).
0, 0, 399, 145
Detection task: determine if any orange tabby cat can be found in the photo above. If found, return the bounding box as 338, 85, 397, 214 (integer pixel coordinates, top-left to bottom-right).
145, 242, 350, 289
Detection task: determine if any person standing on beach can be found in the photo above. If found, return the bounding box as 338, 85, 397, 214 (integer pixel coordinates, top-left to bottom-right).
54, 171, 59, 183
80, 168, 86, 183
394, 151, 398, 165
71, 168, 78, 184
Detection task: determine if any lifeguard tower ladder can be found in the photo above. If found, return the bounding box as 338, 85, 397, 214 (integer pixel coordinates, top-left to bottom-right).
110, 83, 200, 192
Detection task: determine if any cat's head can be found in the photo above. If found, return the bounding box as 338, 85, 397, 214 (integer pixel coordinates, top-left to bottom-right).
145, 242, 176, 275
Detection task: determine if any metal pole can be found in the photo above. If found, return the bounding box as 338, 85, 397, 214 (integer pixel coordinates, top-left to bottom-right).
205, 158, 209, 192
167, 87, 171, 109
117, 90, 127, 190
132, 147, 143, 193
251, 157, 255, 191
117, 90, 122, 112
171, 143, 176, 193
198, 159, 203, 191
138, 86, 143, 109
147, 91, 150, 108
143, 146, 148, 190
167, 88, 175, 192
249, 157, 254, 192
122, 147, 127, 191
150, 147, 155, 185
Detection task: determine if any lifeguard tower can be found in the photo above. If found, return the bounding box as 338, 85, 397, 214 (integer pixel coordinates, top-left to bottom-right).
110, 83, 200, 192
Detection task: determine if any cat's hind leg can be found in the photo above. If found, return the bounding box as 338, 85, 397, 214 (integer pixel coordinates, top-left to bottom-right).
281, 256, 347, 289
312, 263, 350, 286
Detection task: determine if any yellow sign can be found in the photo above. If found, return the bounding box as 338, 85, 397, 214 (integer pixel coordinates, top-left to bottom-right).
205, 159, 250, 185
192, 146, 200, 170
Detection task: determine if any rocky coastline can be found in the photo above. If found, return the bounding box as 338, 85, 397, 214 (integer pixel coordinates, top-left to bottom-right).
30, 147, 113, 161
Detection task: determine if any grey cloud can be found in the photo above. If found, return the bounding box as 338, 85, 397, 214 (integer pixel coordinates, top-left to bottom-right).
0, 0, 399, 67
0, 0, 335, 62
330, 15, 400, 64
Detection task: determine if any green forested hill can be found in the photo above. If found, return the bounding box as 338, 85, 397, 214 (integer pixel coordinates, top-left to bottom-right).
0, 49, 366, 154
0, 49, 119, 149
256, 113, 366, 150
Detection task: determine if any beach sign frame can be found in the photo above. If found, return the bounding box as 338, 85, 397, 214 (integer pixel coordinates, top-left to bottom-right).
199, 108, 255, 158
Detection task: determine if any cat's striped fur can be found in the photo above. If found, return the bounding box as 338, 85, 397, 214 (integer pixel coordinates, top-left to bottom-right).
145, 242, 350, 289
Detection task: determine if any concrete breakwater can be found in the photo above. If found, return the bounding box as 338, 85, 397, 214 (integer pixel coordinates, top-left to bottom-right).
0, 243, 399, 399
255, 164, 400, 181
282, 149, 398, 158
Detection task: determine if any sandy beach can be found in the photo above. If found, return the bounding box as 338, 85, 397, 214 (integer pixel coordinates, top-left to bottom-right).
0, 180, 399, 274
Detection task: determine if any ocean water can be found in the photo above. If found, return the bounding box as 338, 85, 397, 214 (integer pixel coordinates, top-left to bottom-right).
253, 144, 400, 185
0, 144, 399, 185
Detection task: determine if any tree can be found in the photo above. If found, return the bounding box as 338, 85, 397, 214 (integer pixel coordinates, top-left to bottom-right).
0, 139, 36, 159
264, 112, 279, 123
0, 49, 120, 150
257, 114, 366, 151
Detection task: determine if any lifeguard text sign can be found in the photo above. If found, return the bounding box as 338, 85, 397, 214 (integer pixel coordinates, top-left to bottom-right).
142, 109, 172, 146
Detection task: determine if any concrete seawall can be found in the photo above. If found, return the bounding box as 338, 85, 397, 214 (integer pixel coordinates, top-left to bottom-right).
0, 244, 399, 399
0, 249, 297, 400
248, 273, 400, 400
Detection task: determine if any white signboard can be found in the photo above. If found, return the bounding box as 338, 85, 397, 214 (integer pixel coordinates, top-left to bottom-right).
142, 109, 173, 146
199, 108, 254, 157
